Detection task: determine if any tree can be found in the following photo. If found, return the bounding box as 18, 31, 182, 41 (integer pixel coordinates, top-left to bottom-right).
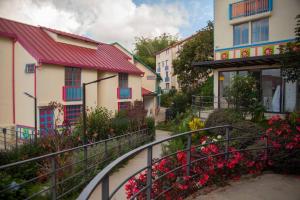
173, 21, 214, 91
280, 14, 300, 82
134, 33, 178, 69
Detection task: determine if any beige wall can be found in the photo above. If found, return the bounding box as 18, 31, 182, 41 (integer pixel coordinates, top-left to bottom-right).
14, 42, 37, 127
214, 0, 300, 60
135, 61, 156, 92
128, 74, 142, 102
97, 71, 119, 113
44, 29, 98, 50
0, 37, 13, 126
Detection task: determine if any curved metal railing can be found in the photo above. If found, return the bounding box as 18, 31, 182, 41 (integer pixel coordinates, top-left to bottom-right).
0, 129, 152, 200
78, 125, 270, 200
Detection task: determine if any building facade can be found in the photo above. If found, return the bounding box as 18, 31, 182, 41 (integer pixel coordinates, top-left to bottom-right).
155, 35, 196, 92
113, 43, 161, 116
0, 18, 144, 134
195, 0, 300, 114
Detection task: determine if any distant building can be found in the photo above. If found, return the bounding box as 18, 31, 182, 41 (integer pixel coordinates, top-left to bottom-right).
194, 0, 300, 113
113, 43, 161, 116
155, 35, 196, 92
0, 17, 148, 134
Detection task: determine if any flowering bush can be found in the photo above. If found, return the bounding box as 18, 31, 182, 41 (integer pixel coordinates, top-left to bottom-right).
125, 114, 300, 199
264, 114, 300, 173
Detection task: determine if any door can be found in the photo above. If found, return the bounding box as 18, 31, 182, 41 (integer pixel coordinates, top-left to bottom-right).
39, 107, 54, 134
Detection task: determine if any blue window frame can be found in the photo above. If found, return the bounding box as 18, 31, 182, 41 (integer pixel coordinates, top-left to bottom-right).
233, 23, 249, 46
252, 18, 269, 43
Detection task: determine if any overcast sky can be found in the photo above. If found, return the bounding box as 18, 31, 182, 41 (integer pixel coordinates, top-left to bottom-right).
0, 0, 213, 51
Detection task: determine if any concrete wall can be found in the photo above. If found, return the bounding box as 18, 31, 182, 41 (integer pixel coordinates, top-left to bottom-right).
0, 37, 13, 126
14, 42, 37, 127
214, 0, 300, 60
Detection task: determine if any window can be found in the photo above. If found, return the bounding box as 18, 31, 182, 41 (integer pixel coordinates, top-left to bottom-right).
118, 102, 130, 111
39, 107, 54, 134
65, 67, 81, 86
219, 71, 237, 97
252, 18, 269, 43
25, 64, 35, 73
162, 61, 164, 68
119, 73, 128, 88
261, 69, 281, 112
157, 63, 161, 72
166, 83, 170, 89
64, 105, 82, 124
233, 23, 249, 46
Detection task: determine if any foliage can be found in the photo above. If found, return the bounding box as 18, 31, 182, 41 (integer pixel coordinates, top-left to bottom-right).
160, 89, 177, 107
145, 117, 155, 135
170, 93, 189, 115
264, 114, 300, 174
224, 75, 258, 112
197, 76, 214, 97
126, 135, 266, 199
173, 21, 214, 91
75, 107, 112, 141
0, 172, 29, 200
205, 109, 244, 129
189, 118, 205, 131
280, 14, 300, 82
134, 33, 178, 69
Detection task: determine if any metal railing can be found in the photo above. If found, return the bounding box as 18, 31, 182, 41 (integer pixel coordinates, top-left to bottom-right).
0, 127, 40, 150
0, 128, 152, 200
78, 125, 271, 200
191, 95, 229, 119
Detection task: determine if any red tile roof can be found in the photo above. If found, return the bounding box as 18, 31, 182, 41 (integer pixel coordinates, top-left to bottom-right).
142, 87, 154, 96
0, 17, 142, 75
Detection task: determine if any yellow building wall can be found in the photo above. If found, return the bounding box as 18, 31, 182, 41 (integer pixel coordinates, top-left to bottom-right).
214, 0, 300, 52
14, 42, 37, 127
0, 37, 13, 126
97, 71, 119, 113
135, 62, 156, 92
128, 74, 142, 102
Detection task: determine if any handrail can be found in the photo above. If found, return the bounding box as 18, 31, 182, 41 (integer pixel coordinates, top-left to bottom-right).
78, 125, 231, 199
0, 128, 148, 170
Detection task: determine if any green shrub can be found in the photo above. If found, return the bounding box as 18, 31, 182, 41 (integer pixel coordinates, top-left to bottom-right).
160, 93, 172, 107
170, 93, 189, 115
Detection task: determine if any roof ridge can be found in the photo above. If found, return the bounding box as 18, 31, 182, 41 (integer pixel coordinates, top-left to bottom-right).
0, 17, 38, 28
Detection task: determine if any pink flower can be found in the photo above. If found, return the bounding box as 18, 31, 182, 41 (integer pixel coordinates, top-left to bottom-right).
199, 174, 209, 186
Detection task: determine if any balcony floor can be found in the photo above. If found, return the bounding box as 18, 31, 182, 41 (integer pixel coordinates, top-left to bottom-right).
187, 173, 300, 200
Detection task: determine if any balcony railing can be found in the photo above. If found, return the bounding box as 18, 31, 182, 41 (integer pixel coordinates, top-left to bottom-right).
62, 86, 82, 101
117, 88, 132, 99
229, 0, 272, 20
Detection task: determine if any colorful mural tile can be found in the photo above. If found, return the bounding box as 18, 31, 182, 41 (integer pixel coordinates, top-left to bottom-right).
221, 51, 229, 60
240, 48, 250, 58
263, 46, 274, 56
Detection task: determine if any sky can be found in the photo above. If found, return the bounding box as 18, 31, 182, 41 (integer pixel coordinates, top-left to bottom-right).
0, 0, 213, 51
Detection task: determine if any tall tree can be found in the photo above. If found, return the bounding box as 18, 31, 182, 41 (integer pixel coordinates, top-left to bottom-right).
173, 21, 214, 91
280, 14, 300, 82
134, 33, 177, 69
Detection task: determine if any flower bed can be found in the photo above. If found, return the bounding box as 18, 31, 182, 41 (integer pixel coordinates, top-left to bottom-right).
125, 114, 300, 199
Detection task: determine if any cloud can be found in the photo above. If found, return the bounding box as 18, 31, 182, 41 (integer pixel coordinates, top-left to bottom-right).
0, 0, 188, 50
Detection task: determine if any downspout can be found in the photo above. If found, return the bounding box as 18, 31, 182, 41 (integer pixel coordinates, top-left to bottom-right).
12, 40, 16, 124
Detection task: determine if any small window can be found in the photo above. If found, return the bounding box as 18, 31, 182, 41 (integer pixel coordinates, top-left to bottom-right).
252, 18, 269, 43
25, 64, 35, 73
233, 23, 249, 46
166, 83, 170, 89
119, 102, 131, 111
64, 105, 82, 124
65, 67, 81, 86
119, 73, 128, 88
157, 63, 161, 72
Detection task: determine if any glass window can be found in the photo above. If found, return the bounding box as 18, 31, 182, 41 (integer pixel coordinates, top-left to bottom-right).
119, 73, 128, 88
262, 69, 281, 112
64, 105, 82, 124
284, 81, 298, 112
157, 63, 161, 72
166, 83, 170, 89
65, 67, 81, 86
233, 23, 249, 46
219, 71, 237, 97
252, 18, 269, 43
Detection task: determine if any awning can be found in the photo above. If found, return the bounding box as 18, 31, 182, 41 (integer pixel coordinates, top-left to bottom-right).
193, 54, 283, 68
142, 87, 156, 96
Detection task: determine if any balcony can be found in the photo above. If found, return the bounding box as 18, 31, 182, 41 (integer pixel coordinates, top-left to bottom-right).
117, 88, 132, 99
229, 0, 272, 20
62, 86, 82, 101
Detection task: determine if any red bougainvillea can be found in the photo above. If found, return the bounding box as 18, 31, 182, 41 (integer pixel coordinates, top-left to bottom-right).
125, 114, 300, 199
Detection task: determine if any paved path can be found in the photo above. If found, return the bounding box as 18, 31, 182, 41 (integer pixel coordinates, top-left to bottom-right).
89, 130, 170, 200
189, 173, 300, 200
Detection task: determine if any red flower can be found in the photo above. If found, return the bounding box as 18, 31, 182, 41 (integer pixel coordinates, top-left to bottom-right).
198, 174, 209, 186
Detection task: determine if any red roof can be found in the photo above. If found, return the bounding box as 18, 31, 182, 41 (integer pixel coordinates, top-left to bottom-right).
142, 87, 154, 96
0, 17, 142, 75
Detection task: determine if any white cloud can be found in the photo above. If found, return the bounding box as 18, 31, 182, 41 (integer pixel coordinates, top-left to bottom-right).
0, 0, 188, 50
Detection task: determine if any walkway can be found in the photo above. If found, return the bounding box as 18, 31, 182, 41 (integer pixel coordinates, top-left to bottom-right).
89, 129, 170, 200
189, 173, 300, 200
